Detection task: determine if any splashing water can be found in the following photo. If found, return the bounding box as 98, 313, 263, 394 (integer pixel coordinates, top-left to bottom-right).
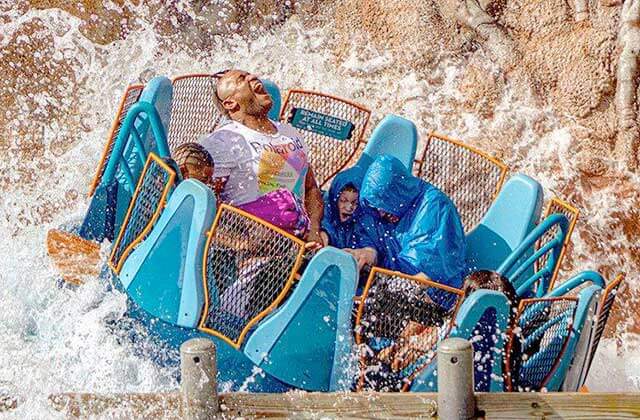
1, 3, 638, 417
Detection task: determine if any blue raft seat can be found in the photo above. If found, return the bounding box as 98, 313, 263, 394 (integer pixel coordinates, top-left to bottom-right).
81, 76, 173, 243
505, 271, 604, 392
356, 114, 418, 171
116, 179, 359, 391
465, 173, 543, 273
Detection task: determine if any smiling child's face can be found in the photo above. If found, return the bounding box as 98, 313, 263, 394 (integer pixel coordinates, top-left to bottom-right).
337, 187, 359, 222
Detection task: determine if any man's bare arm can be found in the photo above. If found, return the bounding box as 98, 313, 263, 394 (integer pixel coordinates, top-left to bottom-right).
212, 176, 228, 203
304, 167, 324, 244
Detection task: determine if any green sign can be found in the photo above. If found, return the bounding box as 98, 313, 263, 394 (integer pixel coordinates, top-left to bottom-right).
289, 108, 355, 141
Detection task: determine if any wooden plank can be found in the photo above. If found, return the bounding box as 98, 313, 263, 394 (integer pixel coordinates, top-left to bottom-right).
477, 392, 640, 419
49, 392, 640, 419
46, 229, 102, 285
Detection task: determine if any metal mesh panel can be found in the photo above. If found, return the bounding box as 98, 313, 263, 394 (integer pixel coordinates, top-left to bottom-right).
507, 297, 577, 391
280, 90, 371, 188
90, 85, 144, 195
354, 268, 463, 391
109, 154, 175, 272
538, 198, 580, 289
585, 274, 623, 376
168, 75, 222, 153
200, 205, 305, 347
416, 134, 508, 232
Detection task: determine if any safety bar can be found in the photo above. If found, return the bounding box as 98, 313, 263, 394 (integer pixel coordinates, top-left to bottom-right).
497, 213, 569, 297
548, 271, 606, 297
100, 101, 171, 189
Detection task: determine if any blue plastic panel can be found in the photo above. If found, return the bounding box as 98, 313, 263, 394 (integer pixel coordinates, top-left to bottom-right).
546, 285, 601, 391
409, 290, 511, 392
466, 174, 543, 273
80, 78, 173, 242
262, 79, 282, 121
242, 247, 358, 391
118, 179, 216, 328
357, 114, 418, 171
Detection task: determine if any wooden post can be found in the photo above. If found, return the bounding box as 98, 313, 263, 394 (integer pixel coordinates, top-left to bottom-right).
180, 338, 218, 419
437, 338, 475, 419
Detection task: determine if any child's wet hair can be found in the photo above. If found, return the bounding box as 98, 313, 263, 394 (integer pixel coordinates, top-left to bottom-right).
462, 270, 518, 305
173, 142, 214, 169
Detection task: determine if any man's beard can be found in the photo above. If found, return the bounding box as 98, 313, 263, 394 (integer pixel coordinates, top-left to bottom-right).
245, 96, 272, 117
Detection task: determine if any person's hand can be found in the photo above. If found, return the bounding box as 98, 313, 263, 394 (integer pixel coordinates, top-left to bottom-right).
344, 247, 377, 270
304, 241, 323, 251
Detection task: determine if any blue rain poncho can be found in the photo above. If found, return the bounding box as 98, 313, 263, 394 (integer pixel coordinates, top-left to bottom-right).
359, 155, 467, 289
321, 165, 367, 249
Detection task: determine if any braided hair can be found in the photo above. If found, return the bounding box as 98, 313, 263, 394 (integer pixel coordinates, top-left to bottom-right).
173, 142, 214, 169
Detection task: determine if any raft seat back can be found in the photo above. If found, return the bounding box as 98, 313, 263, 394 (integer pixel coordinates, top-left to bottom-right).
356, 114, 418, 171
280, 90, 371, 189
198, 205, 307, 350
505, 285, 600, 392
354, 268, 465, 392
466, 174, 543, 273
410, 290, 511, 392
537, 198, 580, 291
167, 74, 281, 154
117, 179, 216, 328
80, 77, 173, 242
497, 213, 569, 298
415, 132, 509, 233
243, 247, 359, 391
579, 273, 624, 388
560, 285, 602, 391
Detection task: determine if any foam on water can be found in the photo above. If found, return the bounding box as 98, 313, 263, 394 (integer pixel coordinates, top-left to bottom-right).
1, 4, 638, 417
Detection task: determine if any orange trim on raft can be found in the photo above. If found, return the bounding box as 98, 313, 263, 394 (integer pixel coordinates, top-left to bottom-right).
546, 197, 580, 291
353, 267, 465, 391
601, 273, 624, 307
197, 204, 306, 349
108, 153, 176, 274
88, 84, 144, 197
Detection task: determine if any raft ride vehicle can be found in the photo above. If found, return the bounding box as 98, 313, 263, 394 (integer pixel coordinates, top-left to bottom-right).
52, 74, 623, 394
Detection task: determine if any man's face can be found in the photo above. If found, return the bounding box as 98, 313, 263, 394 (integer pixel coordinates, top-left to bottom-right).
377, 209, 400, 224
217, 70, 272, 117
337, 188, 359, 222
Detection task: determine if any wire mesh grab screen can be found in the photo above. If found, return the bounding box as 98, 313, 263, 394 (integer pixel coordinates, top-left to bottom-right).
168, 75, 223, 153
416, 133, 508, 232
539, 197, 580, 290
506, 297, 578, 391
280, 90, 371, 188
90, 84, 144, 196
199, 204, 306, 348
354, 268, 464, 391
109, 153, 176, 273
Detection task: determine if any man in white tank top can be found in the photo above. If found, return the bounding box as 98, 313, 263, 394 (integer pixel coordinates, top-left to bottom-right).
200, 69, 324, 245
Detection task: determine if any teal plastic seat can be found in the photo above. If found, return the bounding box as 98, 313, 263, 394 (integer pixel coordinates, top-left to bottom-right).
409, 290, 511, 392
466, 174, 543, 273
118, 179, 216, 328
356, 114, 418, 171
80, 77, 173, 242
243, 247, 358, 391
506, 275, 603, 392
262, 79, 282, 121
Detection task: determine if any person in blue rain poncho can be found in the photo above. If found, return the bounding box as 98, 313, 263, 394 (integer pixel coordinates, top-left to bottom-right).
320, 165, 379, 272
358, 154, 467, 290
